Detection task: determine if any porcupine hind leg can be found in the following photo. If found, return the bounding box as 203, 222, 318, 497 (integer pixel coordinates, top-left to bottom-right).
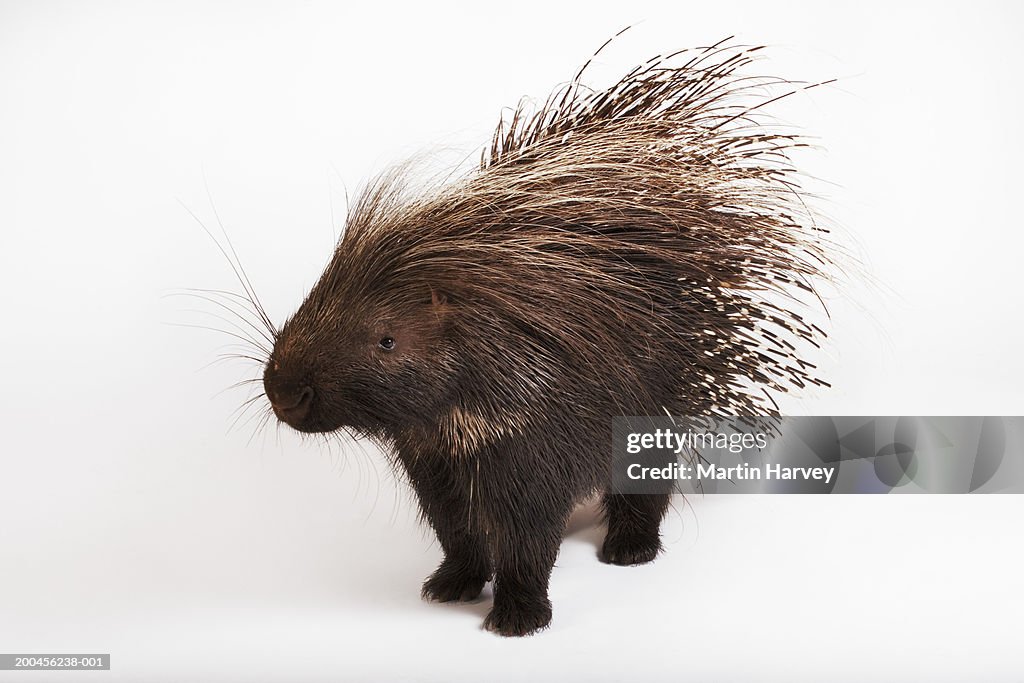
401, 452, 491, 603
600, 492, 670, 566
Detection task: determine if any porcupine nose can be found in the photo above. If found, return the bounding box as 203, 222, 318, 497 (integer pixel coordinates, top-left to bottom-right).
268, 385, 313, 423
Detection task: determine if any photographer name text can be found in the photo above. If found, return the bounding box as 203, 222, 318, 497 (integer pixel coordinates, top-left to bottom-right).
626, 462, 836, 483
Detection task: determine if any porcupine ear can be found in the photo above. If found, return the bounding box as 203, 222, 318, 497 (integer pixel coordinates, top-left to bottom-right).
431, 287, 447, 308
429, 286, 455, 323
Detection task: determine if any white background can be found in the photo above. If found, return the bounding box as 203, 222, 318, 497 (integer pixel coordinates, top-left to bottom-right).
2, 1, 1023, 681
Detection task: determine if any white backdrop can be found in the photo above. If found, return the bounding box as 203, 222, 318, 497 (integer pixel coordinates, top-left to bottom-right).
1, 1, 1022, 681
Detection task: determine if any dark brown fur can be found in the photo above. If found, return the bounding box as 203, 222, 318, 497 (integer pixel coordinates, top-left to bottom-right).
260, 39, 833, 636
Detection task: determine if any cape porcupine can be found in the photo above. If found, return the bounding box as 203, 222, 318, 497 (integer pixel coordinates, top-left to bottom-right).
260, 37, 834, 636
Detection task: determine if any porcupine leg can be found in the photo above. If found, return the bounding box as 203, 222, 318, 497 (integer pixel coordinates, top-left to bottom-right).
479, 454, 573, 637
483, 515, 564, 637
600, 492, 670, 565
402, 453, 491, 603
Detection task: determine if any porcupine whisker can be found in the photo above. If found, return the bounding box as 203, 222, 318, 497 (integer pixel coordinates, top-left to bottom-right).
202, 176, 278, 338
229, 391, 269, 427
245, 408, 275, 449
170, 307, 271, 355
197, 356, 262, 377
179, 286, 277, 329
213, 351, 267, 365
233, 406, 270, 446
179, 201, 276, 341
212, 377, 265, 401
166, 290, 275, 349
164, 321, 269, 355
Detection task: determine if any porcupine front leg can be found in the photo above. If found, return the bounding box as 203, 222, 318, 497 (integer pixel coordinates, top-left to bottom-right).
401, 452, 491, 603
483, 516, 565, 637
600, 492, 670, 565
479, 444, 573, 637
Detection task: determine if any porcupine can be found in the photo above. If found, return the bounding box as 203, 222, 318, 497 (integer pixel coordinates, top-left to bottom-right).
259, 38, 833, 636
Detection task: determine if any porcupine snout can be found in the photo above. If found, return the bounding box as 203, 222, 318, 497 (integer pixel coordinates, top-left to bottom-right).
263, 363, 313, 425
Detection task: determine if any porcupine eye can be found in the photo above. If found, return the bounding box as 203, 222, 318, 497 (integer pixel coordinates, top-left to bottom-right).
378, 336, 396, 351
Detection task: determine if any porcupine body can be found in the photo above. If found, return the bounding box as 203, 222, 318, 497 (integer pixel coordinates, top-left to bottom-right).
261, 39, 832, 636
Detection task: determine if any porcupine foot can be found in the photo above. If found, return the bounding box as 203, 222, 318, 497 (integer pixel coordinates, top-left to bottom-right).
421, 557, 490, 603
601, 528, 662, 566
600, 492, 669, 566
483, 593, 552, 637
